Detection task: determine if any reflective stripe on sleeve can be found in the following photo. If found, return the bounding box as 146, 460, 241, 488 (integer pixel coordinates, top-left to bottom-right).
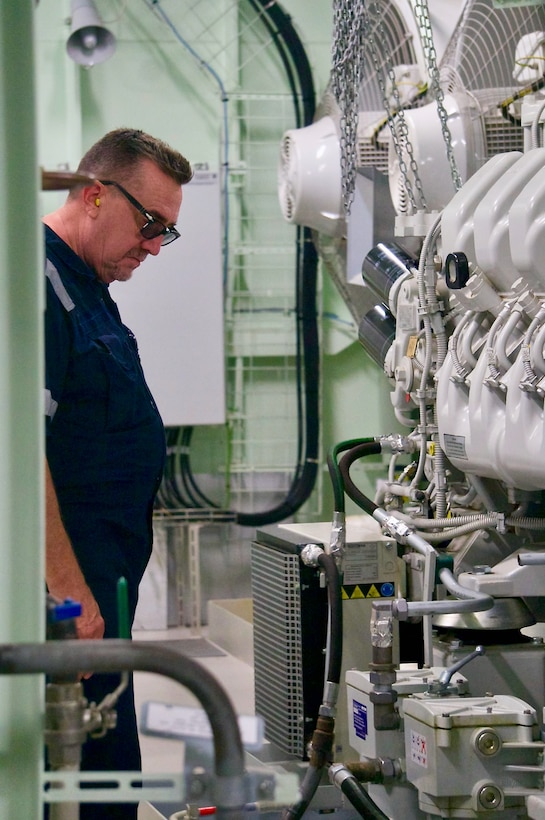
45, 259, 75, 312
44, 389, 58, 420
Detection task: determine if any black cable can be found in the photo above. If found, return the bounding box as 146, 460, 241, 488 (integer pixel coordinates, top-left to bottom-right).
246, 0, 315, 128
173, 0, 319, 526
280, 550, 342, 820
236, 228, 319, 526
317, 551, 343, 684
232, 1, 319, 527
338, 441, 382, 516
157, 428, 192, 509
179, 426, 219, 508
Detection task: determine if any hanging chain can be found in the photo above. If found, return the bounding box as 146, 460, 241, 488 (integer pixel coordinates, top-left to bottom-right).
331, 0, 427, 215
366, 0, 426, 213
331, 0, 367, 215
331, 0, 464, 216
413, 0, 463, 192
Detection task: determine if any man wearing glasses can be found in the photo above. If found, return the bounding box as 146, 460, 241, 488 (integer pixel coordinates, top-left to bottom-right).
43, 128, 192, 819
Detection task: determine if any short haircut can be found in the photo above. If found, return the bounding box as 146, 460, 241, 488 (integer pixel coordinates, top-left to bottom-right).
75, 127, 193, 189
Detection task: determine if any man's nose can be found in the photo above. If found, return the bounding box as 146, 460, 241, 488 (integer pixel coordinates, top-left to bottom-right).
140, 235, 164, 256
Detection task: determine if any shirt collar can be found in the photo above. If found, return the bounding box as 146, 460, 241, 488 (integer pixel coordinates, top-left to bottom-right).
44, 224, 101, 285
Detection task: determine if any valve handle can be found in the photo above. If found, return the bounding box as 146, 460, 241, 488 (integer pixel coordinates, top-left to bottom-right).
438, 645, 485, 687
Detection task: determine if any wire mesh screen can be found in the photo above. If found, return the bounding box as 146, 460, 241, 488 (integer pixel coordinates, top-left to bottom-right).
439, 0, 545, 95
147, 0, 322, 520
356, 0, 419, 113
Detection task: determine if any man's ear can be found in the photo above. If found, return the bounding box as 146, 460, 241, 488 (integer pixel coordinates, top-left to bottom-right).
82, 182, 102, 217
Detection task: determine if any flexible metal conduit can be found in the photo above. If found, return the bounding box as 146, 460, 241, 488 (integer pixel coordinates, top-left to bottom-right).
0, 640, 246, 817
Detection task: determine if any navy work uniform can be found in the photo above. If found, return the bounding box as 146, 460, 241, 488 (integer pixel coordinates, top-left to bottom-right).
44, 225, 166, 819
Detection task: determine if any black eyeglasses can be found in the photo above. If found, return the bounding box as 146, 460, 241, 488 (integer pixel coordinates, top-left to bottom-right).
100, 179, 180, 246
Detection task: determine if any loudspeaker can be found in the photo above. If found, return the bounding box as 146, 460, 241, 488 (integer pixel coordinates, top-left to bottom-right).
66, 0, 116, 67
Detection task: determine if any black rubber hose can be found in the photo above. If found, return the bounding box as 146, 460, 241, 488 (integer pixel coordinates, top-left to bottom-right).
338, 442, 382, 516
338, 774, 390, 820
327, 438, 378, 513
281, 552, 342, 820
317, 551, 343, 684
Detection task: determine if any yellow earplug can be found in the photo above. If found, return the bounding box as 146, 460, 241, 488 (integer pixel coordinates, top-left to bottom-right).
95, 197, 100, 207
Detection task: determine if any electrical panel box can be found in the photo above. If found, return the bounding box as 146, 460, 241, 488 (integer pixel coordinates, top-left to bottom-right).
111, 169, 225, 426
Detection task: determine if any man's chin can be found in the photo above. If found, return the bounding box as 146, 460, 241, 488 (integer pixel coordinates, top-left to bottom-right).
115, 260, 141, 282
118, 269, 135, 281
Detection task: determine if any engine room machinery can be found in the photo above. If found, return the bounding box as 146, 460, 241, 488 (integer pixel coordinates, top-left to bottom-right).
259, 1, 545, 818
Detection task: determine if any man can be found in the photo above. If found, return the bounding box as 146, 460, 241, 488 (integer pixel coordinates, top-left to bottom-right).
44, 128, 193, 818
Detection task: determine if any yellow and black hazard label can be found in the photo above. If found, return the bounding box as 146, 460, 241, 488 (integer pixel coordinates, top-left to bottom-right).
341, 582, 395, 600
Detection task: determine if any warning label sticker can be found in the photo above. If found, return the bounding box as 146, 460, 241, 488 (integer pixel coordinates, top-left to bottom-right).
342, 582, 395, 600
410, 729, 428, 768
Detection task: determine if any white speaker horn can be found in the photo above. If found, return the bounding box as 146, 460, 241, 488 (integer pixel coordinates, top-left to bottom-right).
66, 0, 116, 67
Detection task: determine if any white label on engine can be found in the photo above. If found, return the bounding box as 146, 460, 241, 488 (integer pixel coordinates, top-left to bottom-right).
443, 433, 468, 460
343, 542, 379, 583
410, 729, 428, 767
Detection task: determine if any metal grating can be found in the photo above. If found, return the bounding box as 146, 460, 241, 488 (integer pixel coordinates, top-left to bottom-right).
483, 115, 524, 158
250, 542, 305, 757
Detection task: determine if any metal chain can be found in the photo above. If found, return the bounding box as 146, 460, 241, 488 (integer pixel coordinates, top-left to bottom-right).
331, 0, 366, 214
331, 0, 429, 215
366, 0, 426, 213
413, 0, 463, 192
331, 0, 464, 215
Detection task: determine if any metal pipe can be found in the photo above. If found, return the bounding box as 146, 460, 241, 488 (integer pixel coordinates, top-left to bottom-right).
393, 568, 494, 619
0, 639, 246, 814
518, 552, 545, 565
372, 508, 437, 665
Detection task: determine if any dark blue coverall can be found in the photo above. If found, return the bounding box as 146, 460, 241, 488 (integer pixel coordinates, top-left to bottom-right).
44, 225, 166, 819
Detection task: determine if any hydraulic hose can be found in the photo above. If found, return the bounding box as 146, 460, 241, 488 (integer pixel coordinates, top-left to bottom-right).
281, 548, 342, 820
329, 764, 389, 820
0, 640, 245, 816
301, 547, 342, 687
281, 764, 322, 820
337, 441, 382, 515
327, 438, 377, 513
320, 551, 343, 686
